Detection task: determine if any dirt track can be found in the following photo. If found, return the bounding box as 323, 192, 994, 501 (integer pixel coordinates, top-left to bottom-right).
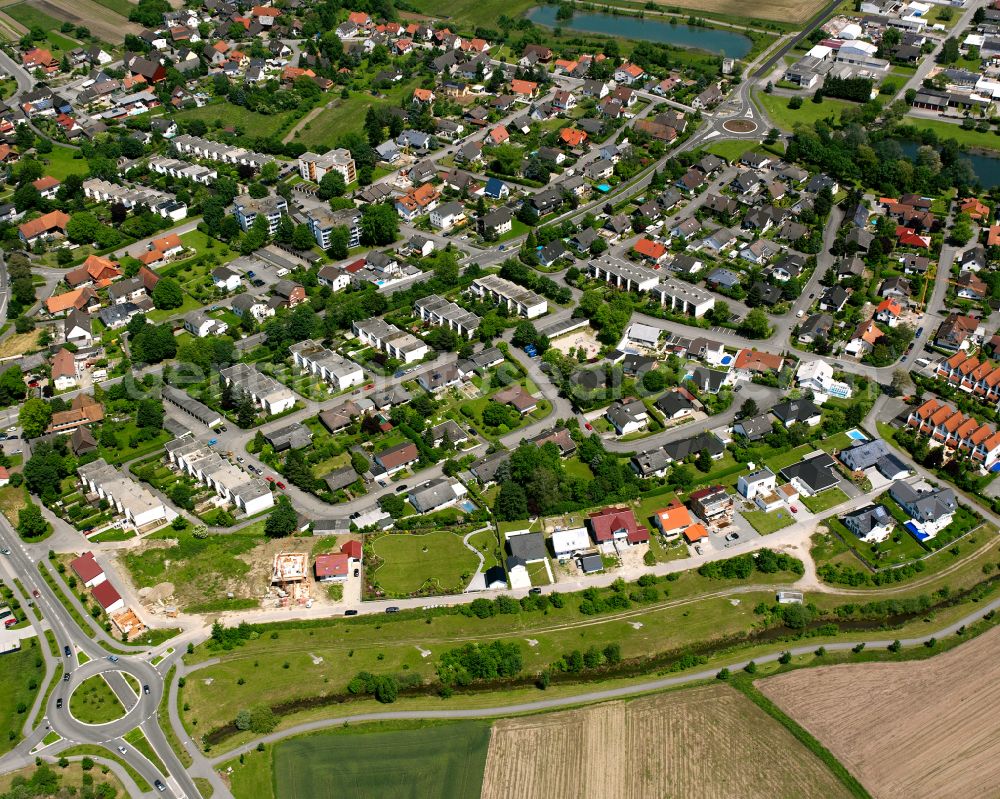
29, 0, 140, 40
760, 626, 1000, 799
481, 686, 852, 799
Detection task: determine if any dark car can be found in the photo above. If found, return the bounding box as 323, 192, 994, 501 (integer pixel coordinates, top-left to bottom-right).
154, 780, 166, 792
395, 484, 408, 493
353, 568, 359, 577
143, 685, 150, 695
56, 698, 62, 709
63, 673, 70, 682
385, 606, 400, 613
725, 532, 740, 542
63, 645, 71, 657
529, 587, 542, 595
344, 609, 358, 616
32, 589, 39, 598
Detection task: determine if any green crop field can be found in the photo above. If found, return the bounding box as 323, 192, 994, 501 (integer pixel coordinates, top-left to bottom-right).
371, 531, 479, 594
0, 645, 45, 754
272, 722, 490, 799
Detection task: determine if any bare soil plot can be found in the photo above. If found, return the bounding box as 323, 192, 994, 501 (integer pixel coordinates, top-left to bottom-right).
28, 0, 140, 40
481, 685, 853, 799
644, 0, 827, 24
759, 626, 1000, 799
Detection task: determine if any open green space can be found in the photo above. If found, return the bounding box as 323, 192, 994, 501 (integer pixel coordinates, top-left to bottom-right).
799, 486, 849, 514
60, 745, 152, 792
89, 0, 133, 15
762, 443, 817, 474
36, 146, 90, 181
742, 508, 795, 535
169, 103, 296, 141
371, 531, 479, 595
900, 117, 1000, 153
4, 5, 76, 53
0, 645, 45, 755
122, 525, 265, 612
409, 0, 533, 27
270, 721, 490, 799
297, 80, 420, 148
755, 92, 856, 133
69, 674, 128, 725
703, 139, 760, 163
816, 432, 854, 454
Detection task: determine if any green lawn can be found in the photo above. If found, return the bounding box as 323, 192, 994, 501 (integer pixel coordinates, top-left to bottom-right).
270, 722, 491, 799
35, 146, 90, 182
169, 103, 296, 140
901, 117, 1000, 154
527, 560, 551, 586
89, 0, 133, 15
466, 529, 501, 571
296, 80, 420, 149
799, 486, 849, 514
0, 645, 45, 755
762, 444, 817, 474
703, 140, 757, 163
146, 293, 203, 323
69, 675, 127, 724
371, 531, 479, 595
755, 92, 856, 133
5, 5, 74, 51
742, 508, 795, 535
816, 431, 854, 454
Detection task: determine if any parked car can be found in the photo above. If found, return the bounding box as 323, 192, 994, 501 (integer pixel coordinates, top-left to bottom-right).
529, 587, 542, 595
0, 548, 9, 555
395, 484, 408, 492
725, 532, 739, 542
353, 568, 359, 577
266, 476, 275, 483
385, 606, 400, 613
276, 481, 286, 490
344, 609, 358, 616
790, 505, 798, 513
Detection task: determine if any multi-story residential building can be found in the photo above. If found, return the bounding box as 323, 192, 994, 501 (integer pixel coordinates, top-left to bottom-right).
688, 485, 733, 527
289, 340, 364, 391
305, 207, 361, 250
353, 318, 429, 363
650, 278, 715, 317
220, 363, 296, 415
936, 352, 1000, 400
413, 295, 481, 339
171, 134, 274, 170
233, 193, 288, 234
470, 275, 547, 319
298, 148, 357, 184
165, 436, 274, 515
147, 156, 217, 184
588, 256, 659, 293
78, 458, 174, 531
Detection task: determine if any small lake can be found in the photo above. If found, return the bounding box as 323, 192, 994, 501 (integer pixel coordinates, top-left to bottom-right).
897, 138, 1000, 188
526, 6, 752, 58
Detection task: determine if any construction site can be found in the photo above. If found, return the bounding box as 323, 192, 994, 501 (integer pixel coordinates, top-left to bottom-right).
270, 552, 312, 607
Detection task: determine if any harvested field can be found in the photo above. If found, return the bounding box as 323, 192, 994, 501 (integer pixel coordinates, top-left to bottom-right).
15, 0, 139, 41
759, 625, 1000, 799
642, 0, 827, 23
481, 685, 853, 799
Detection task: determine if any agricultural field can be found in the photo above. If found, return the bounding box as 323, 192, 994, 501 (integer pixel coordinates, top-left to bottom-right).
5, 0, 140, 41
370, 531, 479, 595
269, 721, 490, 799
759, 625, 1000, 799
482, 686, 853, 799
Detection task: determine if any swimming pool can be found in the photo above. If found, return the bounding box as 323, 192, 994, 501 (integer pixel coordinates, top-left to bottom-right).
720, 355, 733, 366
597, 183, 611, 192
459, 499, 477, 512
846, 429, 867, 442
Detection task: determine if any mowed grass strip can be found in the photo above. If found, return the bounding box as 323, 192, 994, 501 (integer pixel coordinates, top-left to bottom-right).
0, 646, 45, 755
371, 531, 479, 594
273, 721, 490, 799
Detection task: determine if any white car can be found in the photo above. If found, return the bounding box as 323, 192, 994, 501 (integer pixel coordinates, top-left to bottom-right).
796, 310, 804, 318
117, 746, 127, 755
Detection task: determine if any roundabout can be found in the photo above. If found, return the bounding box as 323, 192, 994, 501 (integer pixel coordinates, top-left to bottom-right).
723, 118, 758, 134
46, 656, 162, 744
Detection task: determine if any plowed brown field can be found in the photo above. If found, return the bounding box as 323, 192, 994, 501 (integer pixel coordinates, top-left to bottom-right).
760, 626, 1000, 799
481, 685, 853, 799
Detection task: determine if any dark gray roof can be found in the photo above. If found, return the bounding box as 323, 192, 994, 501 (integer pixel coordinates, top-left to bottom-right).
780, 453, 839, 493
508, 532, 547, 562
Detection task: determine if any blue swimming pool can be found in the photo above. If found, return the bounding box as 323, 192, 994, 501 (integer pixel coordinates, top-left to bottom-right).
596, 183, 611, 192
846, 429, 868, 442
720, 355, 733, 366
459, 499, 477, 512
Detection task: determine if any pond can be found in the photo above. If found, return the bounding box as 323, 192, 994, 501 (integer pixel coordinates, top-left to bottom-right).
526, 6, 752, 58
897, 138, 1000, 188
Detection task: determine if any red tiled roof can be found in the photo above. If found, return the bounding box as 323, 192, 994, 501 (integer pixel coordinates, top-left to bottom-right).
314, 553, 349, 578
92, 580, 122, 610
70, 552, 103, 583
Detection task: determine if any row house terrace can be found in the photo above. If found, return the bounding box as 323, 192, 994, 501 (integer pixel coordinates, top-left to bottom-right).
936, 352, 1000, 401
907, 397, 1000, 469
